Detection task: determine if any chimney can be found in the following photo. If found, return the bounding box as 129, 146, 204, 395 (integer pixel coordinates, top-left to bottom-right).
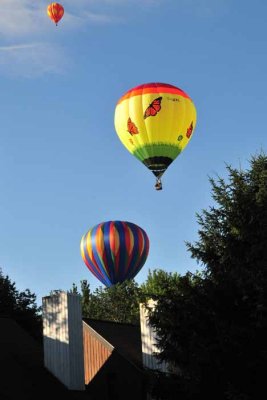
139, 299, 168, 373
42, 291, 85, 391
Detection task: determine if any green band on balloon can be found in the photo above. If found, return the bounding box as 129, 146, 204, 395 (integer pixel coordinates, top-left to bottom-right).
133, 143, 181, 162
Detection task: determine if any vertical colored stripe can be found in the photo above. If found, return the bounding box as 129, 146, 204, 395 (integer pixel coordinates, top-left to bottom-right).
103, 221, 115, 284
90, 225, 111, 285
116, 221, 127, 282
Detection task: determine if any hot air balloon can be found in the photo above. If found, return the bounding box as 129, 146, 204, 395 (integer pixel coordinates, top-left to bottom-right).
114, 82, 197, 190
47, 3, 64, 26
80, 221, 149, 287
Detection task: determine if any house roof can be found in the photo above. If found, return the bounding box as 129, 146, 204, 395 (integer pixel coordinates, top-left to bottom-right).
0, 317, 89, 400
83, 318, 143, 369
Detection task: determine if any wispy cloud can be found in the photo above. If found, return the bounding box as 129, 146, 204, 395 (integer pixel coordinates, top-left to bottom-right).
83, 11, 120, 24
0, 44, 36, 52
0, 42, 68, 78
0, 1, 68, 77
0, 0, 46, 38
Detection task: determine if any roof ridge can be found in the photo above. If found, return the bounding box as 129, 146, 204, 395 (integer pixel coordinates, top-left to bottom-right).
82, 317, 140, 327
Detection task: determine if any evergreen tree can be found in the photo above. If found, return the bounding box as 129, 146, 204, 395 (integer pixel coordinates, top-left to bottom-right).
148, 153, 267, 400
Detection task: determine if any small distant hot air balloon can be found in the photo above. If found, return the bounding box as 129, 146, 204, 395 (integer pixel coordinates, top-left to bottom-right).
80, 221, 149, 287
47, 3, 64, 26
114, 82, 197, 190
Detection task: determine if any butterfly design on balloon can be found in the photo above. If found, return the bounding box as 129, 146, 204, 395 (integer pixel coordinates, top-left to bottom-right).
127, 118, 139, 135
126, 97, 163, 138
186, 122, 194, 138
144, 97, 162, 119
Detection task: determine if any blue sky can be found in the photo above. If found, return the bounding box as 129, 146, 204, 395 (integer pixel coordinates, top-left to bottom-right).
0, 0, 266, 305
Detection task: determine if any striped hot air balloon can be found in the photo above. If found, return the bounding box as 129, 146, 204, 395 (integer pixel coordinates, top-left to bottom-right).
114, 82, 197, 190
80, 221, 149, 287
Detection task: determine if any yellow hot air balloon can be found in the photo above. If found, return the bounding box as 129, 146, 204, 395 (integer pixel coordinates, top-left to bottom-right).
114, 82, 197, 190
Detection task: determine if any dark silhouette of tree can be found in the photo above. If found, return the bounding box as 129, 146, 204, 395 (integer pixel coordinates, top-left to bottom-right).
0, 268, 42, 341
148, 153, 267, 400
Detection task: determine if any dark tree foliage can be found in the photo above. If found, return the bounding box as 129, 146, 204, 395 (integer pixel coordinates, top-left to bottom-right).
71, 270, 181, 324
148, 153, 267, 400
0, 268, 42, 341
73, 279, 142, 324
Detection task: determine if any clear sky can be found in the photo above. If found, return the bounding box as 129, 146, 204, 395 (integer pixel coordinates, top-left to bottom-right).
0, 0, 266, 306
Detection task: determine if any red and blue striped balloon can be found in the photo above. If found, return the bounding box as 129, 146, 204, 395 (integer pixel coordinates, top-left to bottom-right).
80, 221, 149, 287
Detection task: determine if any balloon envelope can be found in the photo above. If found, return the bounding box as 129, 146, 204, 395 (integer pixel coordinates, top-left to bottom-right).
47, 3, 64, 25
80, 221, 149, 287
114, 82, 197, 183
